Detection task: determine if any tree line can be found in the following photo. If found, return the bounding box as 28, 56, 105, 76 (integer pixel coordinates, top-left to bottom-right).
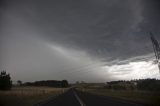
0, 70, 69, 90
106, 79, 160, 91
24, 80, 69, 88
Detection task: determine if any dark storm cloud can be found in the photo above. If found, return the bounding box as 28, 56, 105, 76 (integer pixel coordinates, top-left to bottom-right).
140, 0, 160, 36
1, 0, 145, 60
1, 0, 160, 82
2, 0, 160, 61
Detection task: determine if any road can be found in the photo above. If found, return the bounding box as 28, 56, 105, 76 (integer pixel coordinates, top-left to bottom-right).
35, 89, 145, 106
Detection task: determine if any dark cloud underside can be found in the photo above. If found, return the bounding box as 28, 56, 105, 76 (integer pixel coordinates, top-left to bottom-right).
1, 0, 160, 82
1, 0, 160, 60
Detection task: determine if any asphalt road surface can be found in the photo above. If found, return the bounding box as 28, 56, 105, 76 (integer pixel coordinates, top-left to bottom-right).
35, 89, 145, 106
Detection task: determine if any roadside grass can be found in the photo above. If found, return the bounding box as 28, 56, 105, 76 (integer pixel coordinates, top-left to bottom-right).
77, 88, 160, 106
0, 86, 67, 106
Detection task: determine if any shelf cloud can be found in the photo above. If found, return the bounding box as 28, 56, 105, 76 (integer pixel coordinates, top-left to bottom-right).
1, 0, 160, 82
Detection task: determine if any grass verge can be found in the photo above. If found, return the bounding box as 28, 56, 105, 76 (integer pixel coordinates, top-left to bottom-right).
77, 88, 160, 106
0, 86, 66, 106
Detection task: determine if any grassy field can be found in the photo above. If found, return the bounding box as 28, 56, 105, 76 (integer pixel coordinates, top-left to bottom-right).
0, 86, 67, 106
77, 87, 160, 106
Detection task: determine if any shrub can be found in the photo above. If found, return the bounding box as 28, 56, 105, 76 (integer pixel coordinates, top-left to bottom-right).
0, 70, 12, 90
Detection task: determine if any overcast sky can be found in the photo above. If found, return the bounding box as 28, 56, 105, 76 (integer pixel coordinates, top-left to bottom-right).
1, 0, 160, 83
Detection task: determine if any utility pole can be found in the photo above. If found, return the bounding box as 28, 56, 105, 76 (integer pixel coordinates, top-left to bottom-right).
150, 32, 160, 72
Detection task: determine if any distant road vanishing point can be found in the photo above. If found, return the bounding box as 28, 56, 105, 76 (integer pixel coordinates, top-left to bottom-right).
34, 88, 144, 106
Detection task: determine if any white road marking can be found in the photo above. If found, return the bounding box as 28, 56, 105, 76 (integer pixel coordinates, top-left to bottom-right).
73, 91, 86, 106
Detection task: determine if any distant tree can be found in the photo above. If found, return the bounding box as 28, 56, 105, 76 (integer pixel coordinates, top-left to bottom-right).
61, 80, 69, 88
0, 70, 12, 90
81, 81, 85, 84
76, 81, 80, 84
17, 80, 22, 86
